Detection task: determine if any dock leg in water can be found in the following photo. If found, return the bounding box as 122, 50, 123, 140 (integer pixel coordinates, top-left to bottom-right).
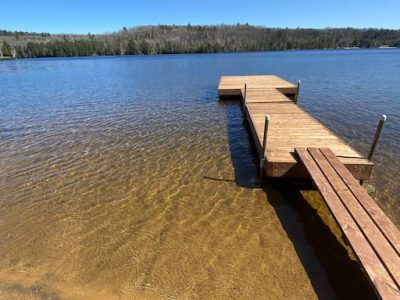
294, 80, 301, 104
259, 114, 270, 183
367, 115, 387, 161
361, 115, 387, 185
242, 81, 248, 117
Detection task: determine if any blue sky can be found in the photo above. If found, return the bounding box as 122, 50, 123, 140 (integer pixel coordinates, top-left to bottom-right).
1, 0, 399, 34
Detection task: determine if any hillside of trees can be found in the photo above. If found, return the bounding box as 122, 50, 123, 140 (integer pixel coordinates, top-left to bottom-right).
1, 25, 400, 58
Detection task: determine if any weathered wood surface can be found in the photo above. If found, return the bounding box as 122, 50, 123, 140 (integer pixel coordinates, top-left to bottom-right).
296, 148, 400, 300
243, 88, 292, 103
321, 148, 400, 255
218, 75, 373, 179
246, 102, 372, 179
218, 75, 297, 96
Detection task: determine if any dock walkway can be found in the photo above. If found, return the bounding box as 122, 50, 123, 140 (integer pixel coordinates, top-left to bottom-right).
218, 75, 373, 179
296, 148, 400, 299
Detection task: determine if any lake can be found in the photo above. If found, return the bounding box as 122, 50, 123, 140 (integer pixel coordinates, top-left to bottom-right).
0, 49, 399, 299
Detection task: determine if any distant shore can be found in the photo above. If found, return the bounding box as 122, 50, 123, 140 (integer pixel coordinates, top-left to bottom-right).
1, 25, 400, 59
0, 47, 398, 61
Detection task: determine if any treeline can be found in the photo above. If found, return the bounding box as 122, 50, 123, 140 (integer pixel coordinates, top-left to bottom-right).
1, 25, 400, 58
0, 30, 50, 37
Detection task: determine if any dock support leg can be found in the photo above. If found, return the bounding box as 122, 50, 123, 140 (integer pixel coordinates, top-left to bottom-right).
367, 115, 387, 161
243, 81, 248, 117
294, 80, 301, 104
360, 115, 386, 185
259, 114, 270, 183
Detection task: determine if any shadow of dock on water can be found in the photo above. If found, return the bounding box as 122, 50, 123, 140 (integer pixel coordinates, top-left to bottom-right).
219, 99, 260, 188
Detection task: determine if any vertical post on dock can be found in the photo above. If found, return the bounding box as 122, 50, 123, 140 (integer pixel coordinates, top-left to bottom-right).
259, 114, 270, 183
243, 81, 248, 116
294, 80, 301, 104
367, 115, 387, 161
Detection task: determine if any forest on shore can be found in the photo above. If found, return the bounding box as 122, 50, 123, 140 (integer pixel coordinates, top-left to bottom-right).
1, 24, 399, 58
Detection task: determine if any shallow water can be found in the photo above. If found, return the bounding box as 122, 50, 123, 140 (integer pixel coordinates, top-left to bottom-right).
0, 50, 399, 299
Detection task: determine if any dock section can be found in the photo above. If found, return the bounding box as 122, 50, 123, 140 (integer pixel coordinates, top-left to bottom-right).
218, 75, 297, 98
296, 148, 400, 299
218, 75, 373, 180
218, 75, 400, 299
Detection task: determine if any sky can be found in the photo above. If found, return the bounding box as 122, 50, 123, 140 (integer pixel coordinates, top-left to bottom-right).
1, 0, 399, 34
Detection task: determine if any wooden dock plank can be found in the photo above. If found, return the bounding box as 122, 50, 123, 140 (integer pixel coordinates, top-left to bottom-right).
295, 148, 400, 299
321, 148, 400, 256
244, 88, 293, 103
245, 101, 372, 178
218, 75, 297, 96
308, 148, 400, 288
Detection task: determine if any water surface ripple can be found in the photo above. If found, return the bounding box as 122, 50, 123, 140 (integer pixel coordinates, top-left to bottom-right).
0, 50, 398, 299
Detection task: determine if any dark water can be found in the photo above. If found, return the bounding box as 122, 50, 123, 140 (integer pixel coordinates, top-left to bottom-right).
0, 50, 399, 299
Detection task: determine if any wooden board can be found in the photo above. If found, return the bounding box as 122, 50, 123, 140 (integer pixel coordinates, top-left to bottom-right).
244, 88, 293, 103
295, 148, 400, 299
218, 75, 297, 97
246, 102, 373, 179
320, 148, 400, 255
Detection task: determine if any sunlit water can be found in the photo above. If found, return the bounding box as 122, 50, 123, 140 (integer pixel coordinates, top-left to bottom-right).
0, 50, 399, 299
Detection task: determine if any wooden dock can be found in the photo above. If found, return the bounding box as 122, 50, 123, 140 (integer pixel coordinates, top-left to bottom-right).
218, 75, 297, 97
218, 75, 373, 180
296, 148, 400, 299
219, 75, 400, 299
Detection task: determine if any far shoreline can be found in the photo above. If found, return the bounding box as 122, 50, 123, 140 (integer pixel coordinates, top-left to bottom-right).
1, 47, 398, 61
